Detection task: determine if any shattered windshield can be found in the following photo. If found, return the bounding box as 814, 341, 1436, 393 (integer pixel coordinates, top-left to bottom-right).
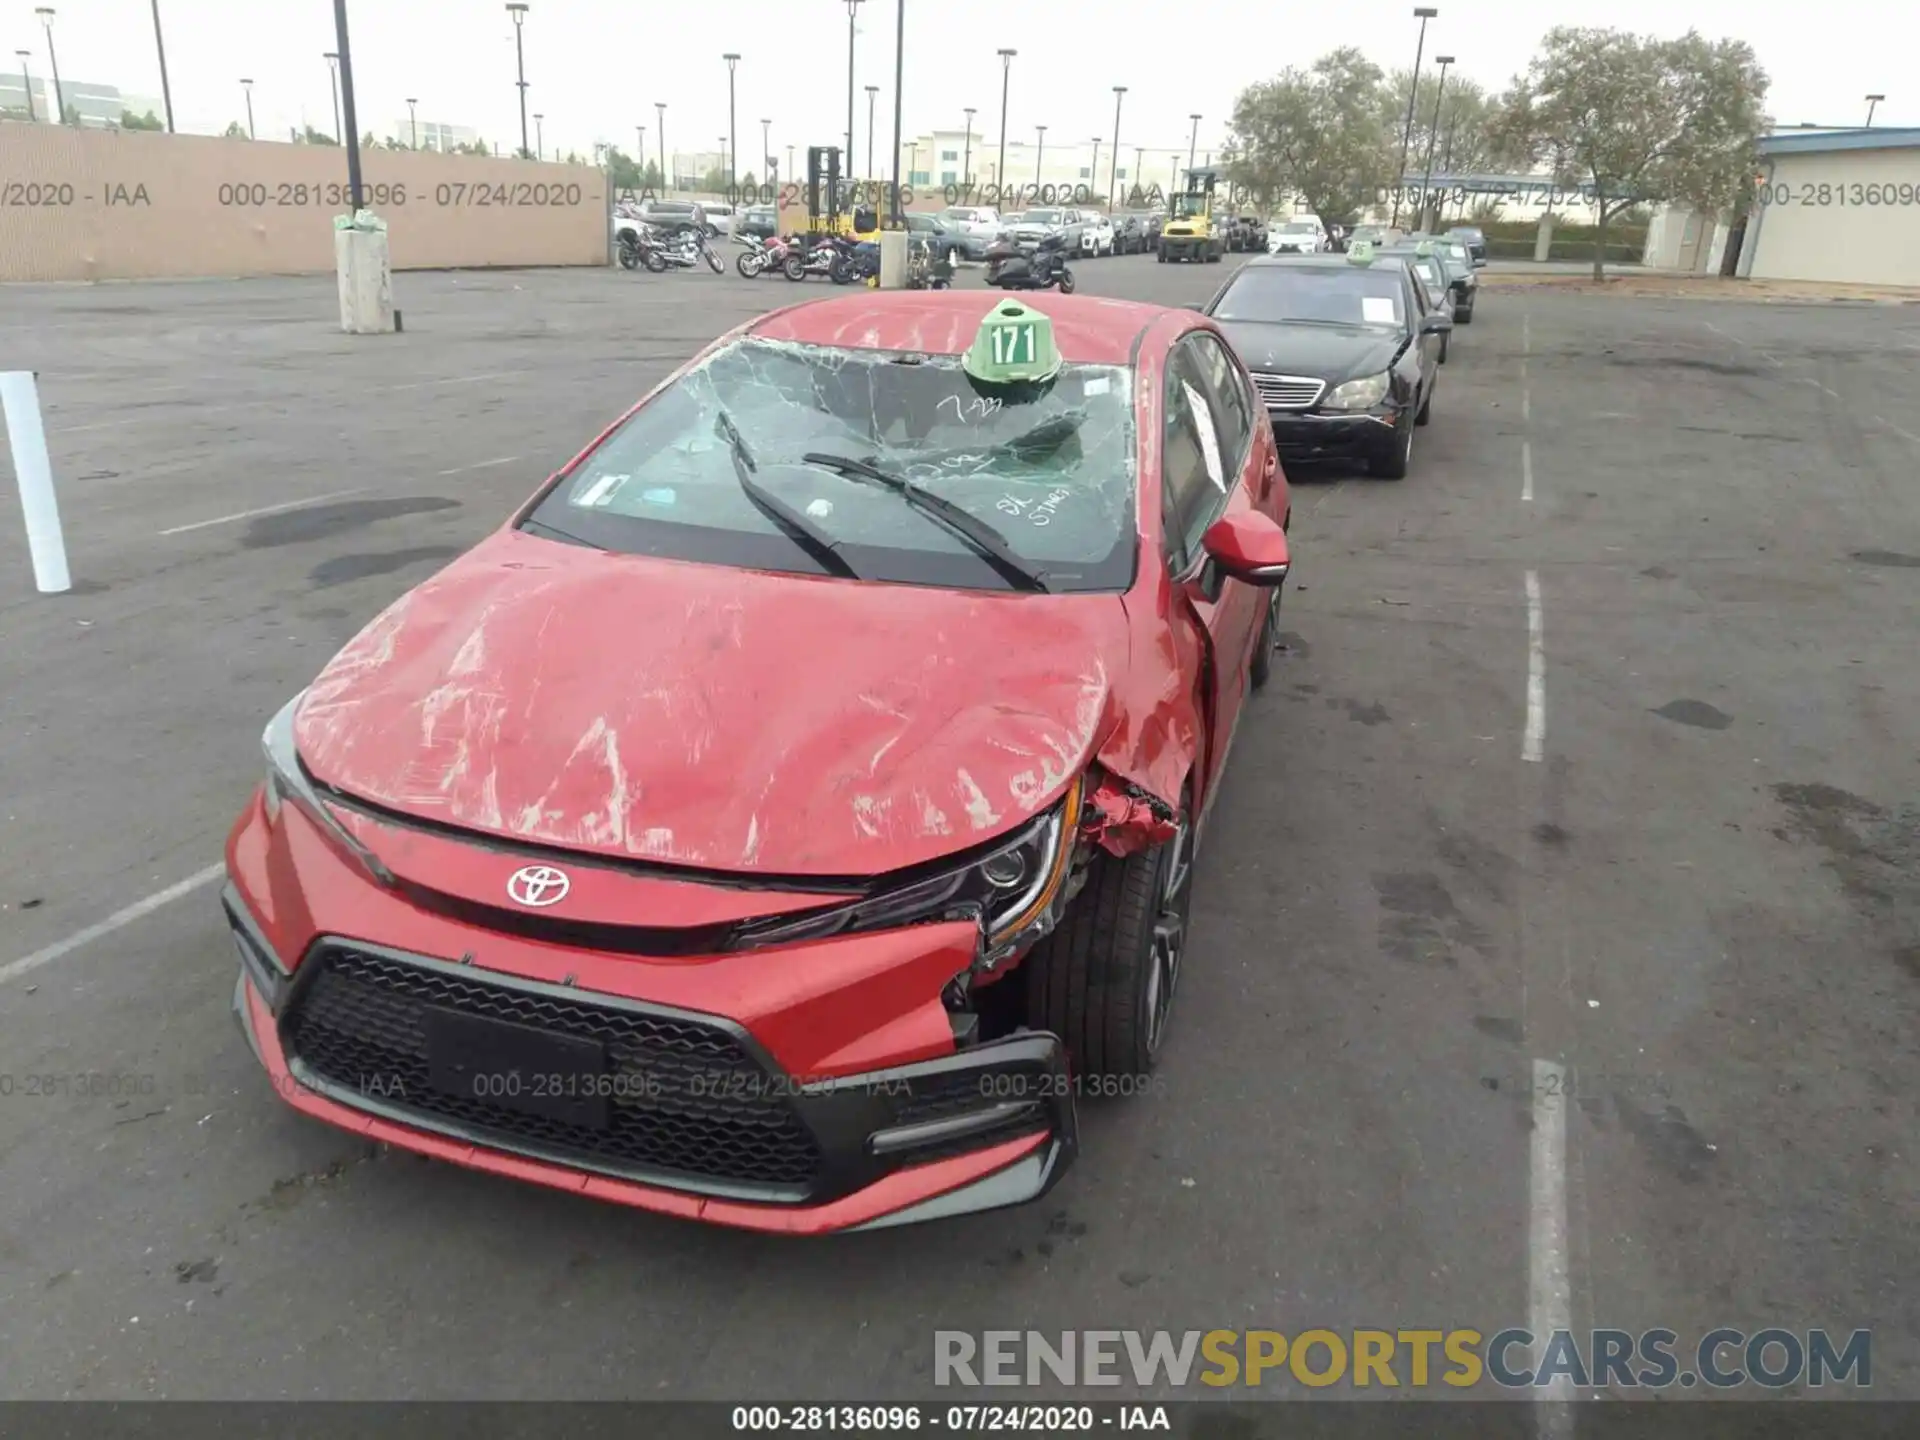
521, 338, 1138, 593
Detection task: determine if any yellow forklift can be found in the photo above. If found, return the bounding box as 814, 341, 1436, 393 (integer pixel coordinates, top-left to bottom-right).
797, 146, 882, 240
1158, 166, 1225, 264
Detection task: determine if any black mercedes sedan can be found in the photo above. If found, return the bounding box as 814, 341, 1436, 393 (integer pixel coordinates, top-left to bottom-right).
1197, 250, 1450, 479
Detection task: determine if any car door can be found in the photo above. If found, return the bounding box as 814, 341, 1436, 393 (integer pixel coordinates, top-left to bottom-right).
1398, 267, 1435, 404
1161, 333, 1265, 812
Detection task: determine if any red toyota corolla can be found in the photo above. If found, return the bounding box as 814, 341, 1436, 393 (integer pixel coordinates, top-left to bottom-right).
224, 290, 1292, 1233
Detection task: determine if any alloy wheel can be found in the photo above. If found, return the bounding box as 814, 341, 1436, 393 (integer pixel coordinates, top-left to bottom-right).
1144, 823, 1194, 1056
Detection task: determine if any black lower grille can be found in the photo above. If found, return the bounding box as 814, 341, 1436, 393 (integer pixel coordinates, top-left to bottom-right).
280, 946, 821, 1193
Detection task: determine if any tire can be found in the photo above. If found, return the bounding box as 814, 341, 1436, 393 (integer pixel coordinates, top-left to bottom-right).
642, 249, 668, 274
783, 254, 808, 282
1024, 801, 1194, 1079
1416, 382, 1433, 426
1438, 333, 1449, 364
1250, 585, 1281, 690
704, 248, 724, 274
1456, 301, 1474, 325
1058, 266, 1076, 294
617, 237, 641, 271
736, 252, 765, 279
829, 257, 854, 285
1157, 246, 1168, 263
1369, 415, 1414, 478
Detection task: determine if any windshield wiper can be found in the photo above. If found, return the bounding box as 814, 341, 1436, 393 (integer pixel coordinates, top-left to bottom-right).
719, 412, 860, 581
800, 452, 1050, 593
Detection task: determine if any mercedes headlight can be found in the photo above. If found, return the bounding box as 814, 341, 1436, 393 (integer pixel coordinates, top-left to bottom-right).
1323, 372, 1391, 411
261, 695, 393, 884
735, 776, 1084, 956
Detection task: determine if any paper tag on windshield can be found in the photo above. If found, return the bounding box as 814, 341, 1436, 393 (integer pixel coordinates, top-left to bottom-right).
1362, 297, 1397, 324
1083, 376, 1111, 396
1182, 380, 1226, 492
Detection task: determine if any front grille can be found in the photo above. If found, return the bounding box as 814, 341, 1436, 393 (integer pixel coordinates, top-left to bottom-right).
281, 946, 821, 1192
1250, 373, 1327, 411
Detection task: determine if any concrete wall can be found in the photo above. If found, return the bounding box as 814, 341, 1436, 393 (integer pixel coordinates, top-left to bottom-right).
1747, 148, 1920, 287
0, 125, 608, 282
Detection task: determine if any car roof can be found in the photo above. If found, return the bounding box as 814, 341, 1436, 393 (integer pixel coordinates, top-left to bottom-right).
748, 291, 1165, 365
1239, 253, 1409, 271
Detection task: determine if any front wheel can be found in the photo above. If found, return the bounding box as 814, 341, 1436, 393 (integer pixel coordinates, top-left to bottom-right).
617, 237, 641, 271
829, 257, 854, 284
783, 254, 809, 281
737, 251, 765, 278
1156, 244, 1168, 264
1024, 805, 1194, 1079
1250, 585, 1282, 690
1369, 415, 1414, 479
1057, 266, 1076, 294
704, 247, 724, 274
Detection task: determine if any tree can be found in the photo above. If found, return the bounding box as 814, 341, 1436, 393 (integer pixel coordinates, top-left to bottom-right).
122, 109, 165, 131
1379, 71, 1515, 226
297, 125, 339, 146
699, 162, 730, 194
1226, 48, 1395, 227
1495, 28, 1769, 278
362, 131, 377, 151
222, 120, 249, 139
382, 135, 408, 150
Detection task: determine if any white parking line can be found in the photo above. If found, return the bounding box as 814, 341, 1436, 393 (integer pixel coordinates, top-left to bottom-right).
158, 486, 372, 536
0, 864, 225, 986
437, 455, 521, 476
1524, 570, 1545, 763
1875, 415, 1920, 447
1523, 312, 1531, 356
1530, 1056, 1575, 1421
386, 371, 521, 392
1522, 441, 1534, 503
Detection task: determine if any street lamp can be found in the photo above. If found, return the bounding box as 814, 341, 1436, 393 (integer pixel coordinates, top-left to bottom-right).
761, 118, 772, 187
719, 135, 729, 189
323, 51, 342, 142
1865, 93, 1885, 126
533, 112, 544, 160
1108, 86, 1126, 211
1391, 7, 1439, 228
35, 10, 68, 126
1034, 124, 1047, 187
844, 0, 863, 179
995, 49, 1017, 203
149, 0, 175, 131
329, 0, 367, 209
1188, 113, 1201, 172
240, 78, 255, 139
962, 106, 976, 187
889, 0, 904, 223
15, 51, 36, 122
865, 83, 879, 186
1089, 137, 1102, 205
1418, 55, 1453, 229
723, 53, 741, 193
506, 4, 531, 160
655, 101, 666, 191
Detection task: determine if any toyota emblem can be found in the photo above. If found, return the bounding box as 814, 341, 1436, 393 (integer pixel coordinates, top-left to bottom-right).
506, 865, 571, 908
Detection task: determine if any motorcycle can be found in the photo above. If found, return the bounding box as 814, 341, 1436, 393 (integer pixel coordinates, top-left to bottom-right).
735, 232, 795, 279
784, 233, 856, 282
640, 223, 725, 275
984, 231, 1076, 294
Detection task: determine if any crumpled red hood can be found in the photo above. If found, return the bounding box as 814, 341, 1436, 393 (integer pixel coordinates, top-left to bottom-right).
293, 528, 1132, 877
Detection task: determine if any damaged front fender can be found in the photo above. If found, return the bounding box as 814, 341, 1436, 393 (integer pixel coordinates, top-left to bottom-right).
1081, 771, 1180, 856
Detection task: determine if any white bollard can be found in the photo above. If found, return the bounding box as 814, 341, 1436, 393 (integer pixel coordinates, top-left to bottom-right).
1, 371, 72, 595
878, 230, 910, 290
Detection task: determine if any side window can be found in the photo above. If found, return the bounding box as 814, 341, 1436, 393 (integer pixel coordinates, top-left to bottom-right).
1406, 267, 1428, 319
1188, 332, 1254, 484
1160, 339, 1234, 574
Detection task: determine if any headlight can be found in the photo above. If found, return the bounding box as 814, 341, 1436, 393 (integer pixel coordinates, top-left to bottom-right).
734, 776, 1084, 957
1323, 371, 1391, 411
261, 695, 393, 884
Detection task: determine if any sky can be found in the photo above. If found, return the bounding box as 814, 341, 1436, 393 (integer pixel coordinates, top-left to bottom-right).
12, 0, 1912, 167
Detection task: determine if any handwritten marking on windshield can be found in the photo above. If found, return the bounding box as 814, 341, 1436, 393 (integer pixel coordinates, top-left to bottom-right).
996, 488, 1073, 526
938, 394, 1004, 424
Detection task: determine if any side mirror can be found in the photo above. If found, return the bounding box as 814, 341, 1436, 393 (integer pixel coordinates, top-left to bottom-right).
1201, 510, 1290, 587
1421, 312, 1454, 334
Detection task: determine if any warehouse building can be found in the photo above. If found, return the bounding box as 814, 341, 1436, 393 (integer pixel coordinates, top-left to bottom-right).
1737, 127, 1920, 287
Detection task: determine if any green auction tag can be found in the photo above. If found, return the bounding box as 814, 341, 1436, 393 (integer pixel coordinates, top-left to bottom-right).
963, 298, 1062, 385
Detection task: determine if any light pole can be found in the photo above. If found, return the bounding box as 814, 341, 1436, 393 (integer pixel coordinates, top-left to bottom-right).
240, 78, 255, 138
15, 51, 36, 121
995, 48, 1016, 203
1034, 124, 1046, 188
1418, 55, 1452, 230
36, 10, 68, 125
655, 101, 666, 190
889, 0, 903, 223
719, 135, 729, 190
1188, 113, 1201, 171
1108, 86, 1126, 211
330, 0, 366, 208
1865, 93, 1884, 126
506, 4, 531, 160
761, 118, 771, 186
1391, 7, 1439, 228
844, 0, 863, 179
323, 51, 342, 142
533, 112, 544, 160
962, 106, 976, 187
723, 53, 741, 193
149, 0, 174, 131
865, 84, 878, 183
1089, 138, 1101, 205
406, 97, 418, 148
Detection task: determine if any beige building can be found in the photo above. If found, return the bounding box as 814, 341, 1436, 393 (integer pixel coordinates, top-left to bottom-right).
1737, 127, 1920, 286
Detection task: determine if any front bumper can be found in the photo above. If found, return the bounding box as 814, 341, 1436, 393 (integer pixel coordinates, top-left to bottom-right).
223, 797, 1077, 1233
1267, 409, 1404, 463
1160, 235, 1209, 258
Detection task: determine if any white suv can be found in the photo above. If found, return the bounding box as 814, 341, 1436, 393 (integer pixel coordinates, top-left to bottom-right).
1268, 217, 1328, 254
1079, 212, 1116, 257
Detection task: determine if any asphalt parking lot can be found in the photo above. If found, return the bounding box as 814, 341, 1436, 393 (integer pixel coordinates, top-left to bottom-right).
2, 255, 1918, 1402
